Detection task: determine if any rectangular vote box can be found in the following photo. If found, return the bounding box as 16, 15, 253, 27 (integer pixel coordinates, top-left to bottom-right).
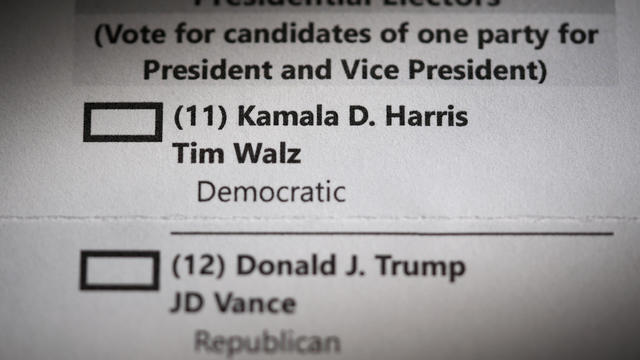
83, 102, 163, 142
79, 250, 160, 291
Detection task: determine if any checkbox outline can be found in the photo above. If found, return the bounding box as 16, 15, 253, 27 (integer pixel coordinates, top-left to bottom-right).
79, 250, 160, 291
83, 102, 163, 143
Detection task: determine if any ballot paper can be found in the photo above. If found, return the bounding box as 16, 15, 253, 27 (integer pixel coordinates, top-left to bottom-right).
1, 0, 639, 359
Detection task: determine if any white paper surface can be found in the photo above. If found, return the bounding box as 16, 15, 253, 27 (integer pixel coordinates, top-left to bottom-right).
1, 0, 639, 359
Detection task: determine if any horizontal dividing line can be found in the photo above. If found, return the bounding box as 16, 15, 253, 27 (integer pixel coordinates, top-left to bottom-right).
170, 231, 614, 237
